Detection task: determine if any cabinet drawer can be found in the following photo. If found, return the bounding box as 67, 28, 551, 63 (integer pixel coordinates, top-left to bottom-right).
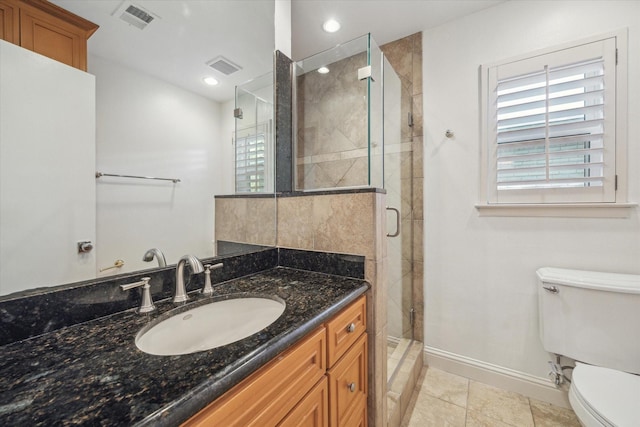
326, 296, 366, 367
279, 376, 329, 427
183, 327, 326, 427
328, 333, 367, 427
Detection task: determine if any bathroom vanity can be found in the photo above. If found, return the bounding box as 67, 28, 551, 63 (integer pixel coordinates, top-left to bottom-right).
185, 295, 367, 426
0, 249, 368, 426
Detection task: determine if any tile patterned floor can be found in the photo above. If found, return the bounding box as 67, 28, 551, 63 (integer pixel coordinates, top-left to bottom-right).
400, 367, 581, 427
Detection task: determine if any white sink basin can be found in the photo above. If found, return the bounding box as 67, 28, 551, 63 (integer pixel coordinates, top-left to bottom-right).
135, 297, 286, 356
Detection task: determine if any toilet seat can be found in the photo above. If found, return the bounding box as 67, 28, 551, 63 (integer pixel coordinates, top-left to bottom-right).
569, 363, 640, 427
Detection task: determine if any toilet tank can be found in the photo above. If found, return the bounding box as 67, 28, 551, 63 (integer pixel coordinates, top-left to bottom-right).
537, 267, 640, 375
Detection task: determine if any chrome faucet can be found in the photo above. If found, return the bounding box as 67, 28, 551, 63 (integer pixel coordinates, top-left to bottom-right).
173, 255, 204, 303
142, 248, 166, 267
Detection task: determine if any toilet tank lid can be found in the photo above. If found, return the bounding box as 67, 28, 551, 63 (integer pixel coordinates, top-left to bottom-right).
536, 267, 640, 294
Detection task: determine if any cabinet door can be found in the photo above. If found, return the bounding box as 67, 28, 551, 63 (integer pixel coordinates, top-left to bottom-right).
18, 3, 86, 70
328, 333, 368, 427
0, 1, 18, 42
183, 327, 327, 427
340, 397, 367, 427
279, 376, 329, 427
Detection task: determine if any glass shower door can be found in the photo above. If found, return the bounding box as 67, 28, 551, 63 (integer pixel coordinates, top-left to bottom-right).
378, 50, 414, 383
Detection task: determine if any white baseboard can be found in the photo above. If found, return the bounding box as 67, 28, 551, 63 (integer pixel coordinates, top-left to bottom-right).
424, 345, 571, 408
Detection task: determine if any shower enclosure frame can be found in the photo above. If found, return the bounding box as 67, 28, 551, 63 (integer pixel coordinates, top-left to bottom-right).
291, 33, 416, 389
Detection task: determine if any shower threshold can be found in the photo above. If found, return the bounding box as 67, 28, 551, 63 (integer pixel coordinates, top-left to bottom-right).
387, 337, 424, 427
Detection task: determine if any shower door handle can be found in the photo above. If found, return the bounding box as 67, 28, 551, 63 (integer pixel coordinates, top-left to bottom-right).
386, 206, 400, 237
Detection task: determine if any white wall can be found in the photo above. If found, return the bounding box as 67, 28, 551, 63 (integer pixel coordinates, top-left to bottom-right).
275, 0, 292, 58
0, 41, 96, 295
91, 56, 230, 274
422, 0, 640, 392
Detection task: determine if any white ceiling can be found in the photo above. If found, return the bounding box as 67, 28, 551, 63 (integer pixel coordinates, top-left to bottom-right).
49, 1, 505, 103
51, 0, 275, 103
291, 0, 506, 60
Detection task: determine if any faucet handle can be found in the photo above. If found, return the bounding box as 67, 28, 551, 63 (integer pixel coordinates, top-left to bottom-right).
209, 263, 224, 271
202, 263, 223, 296
121, 277, 156, 314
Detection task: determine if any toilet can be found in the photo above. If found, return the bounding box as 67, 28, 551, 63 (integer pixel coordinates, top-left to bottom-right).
537, 267, 640, 427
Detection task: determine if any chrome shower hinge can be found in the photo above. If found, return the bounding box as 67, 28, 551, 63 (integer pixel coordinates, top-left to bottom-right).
357, 66, 374, 81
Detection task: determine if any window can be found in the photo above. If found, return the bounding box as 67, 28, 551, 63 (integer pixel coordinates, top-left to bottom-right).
235, 122, 270, 193
480, 32, 626, 207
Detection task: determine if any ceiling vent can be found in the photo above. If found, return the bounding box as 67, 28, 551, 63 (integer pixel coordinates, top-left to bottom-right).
207, 56, 242, 75
113, 2, 159, 30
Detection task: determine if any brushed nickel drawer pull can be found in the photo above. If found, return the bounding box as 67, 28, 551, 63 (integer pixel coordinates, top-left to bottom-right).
346, 323, 356, 333
348, 382, 356, 392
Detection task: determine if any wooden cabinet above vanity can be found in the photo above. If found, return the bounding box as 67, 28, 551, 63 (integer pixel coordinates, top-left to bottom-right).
183, 295, 368, 427
0, 0, 97, 71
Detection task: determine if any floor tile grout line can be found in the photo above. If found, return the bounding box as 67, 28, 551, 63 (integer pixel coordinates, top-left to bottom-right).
527, 397, 537, 427
465, 377, 470, 426
401, 366, 579, 427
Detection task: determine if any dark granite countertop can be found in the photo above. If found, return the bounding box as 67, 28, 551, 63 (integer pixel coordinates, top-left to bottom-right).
0, 267, 368, 426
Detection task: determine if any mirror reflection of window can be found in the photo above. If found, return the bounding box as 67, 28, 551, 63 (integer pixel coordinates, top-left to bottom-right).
234, 122, 271, 193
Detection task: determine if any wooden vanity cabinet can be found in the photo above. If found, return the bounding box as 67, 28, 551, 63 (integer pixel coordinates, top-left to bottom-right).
326, 295, 367, 366
328, 334, 367, 427
279, 376, 330, 427
0, 0, 97, 71
0, 1, 18, 42
183, 295, 368, 427
184, 327, 327, 427
325, 295, 367, 427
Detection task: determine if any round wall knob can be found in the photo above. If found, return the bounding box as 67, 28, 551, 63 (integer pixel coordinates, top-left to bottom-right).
348, 382, 356, 392
77, 241, 93, 253
346, 323, 356, 333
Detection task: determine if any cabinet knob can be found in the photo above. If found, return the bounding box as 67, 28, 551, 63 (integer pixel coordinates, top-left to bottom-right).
348, 382, 356, 393
346, 323, 356, 333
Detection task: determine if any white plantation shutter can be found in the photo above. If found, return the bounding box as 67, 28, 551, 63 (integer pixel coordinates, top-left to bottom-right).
484, 37, 618, 204
235, 123, 269, 193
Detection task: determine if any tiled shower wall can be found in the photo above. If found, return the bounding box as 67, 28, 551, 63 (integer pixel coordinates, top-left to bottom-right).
295, 53, 369, 190
381, 32, 424, 342
214, 196, 277, 248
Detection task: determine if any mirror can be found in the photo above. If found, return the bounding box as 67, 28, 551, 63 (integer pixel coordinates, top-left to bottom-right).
0, 1, 276, 297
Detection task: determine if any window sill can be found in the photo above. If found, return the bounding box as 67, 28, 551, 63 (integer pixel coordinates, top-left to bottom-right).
475, 203, 637, 218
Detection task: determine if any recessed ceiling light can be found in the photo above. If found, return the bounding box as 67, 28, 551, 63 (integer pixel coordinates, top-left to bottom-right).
322, 19, 340, 33
317, 67, 330, 74
203, 76, 219, 86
